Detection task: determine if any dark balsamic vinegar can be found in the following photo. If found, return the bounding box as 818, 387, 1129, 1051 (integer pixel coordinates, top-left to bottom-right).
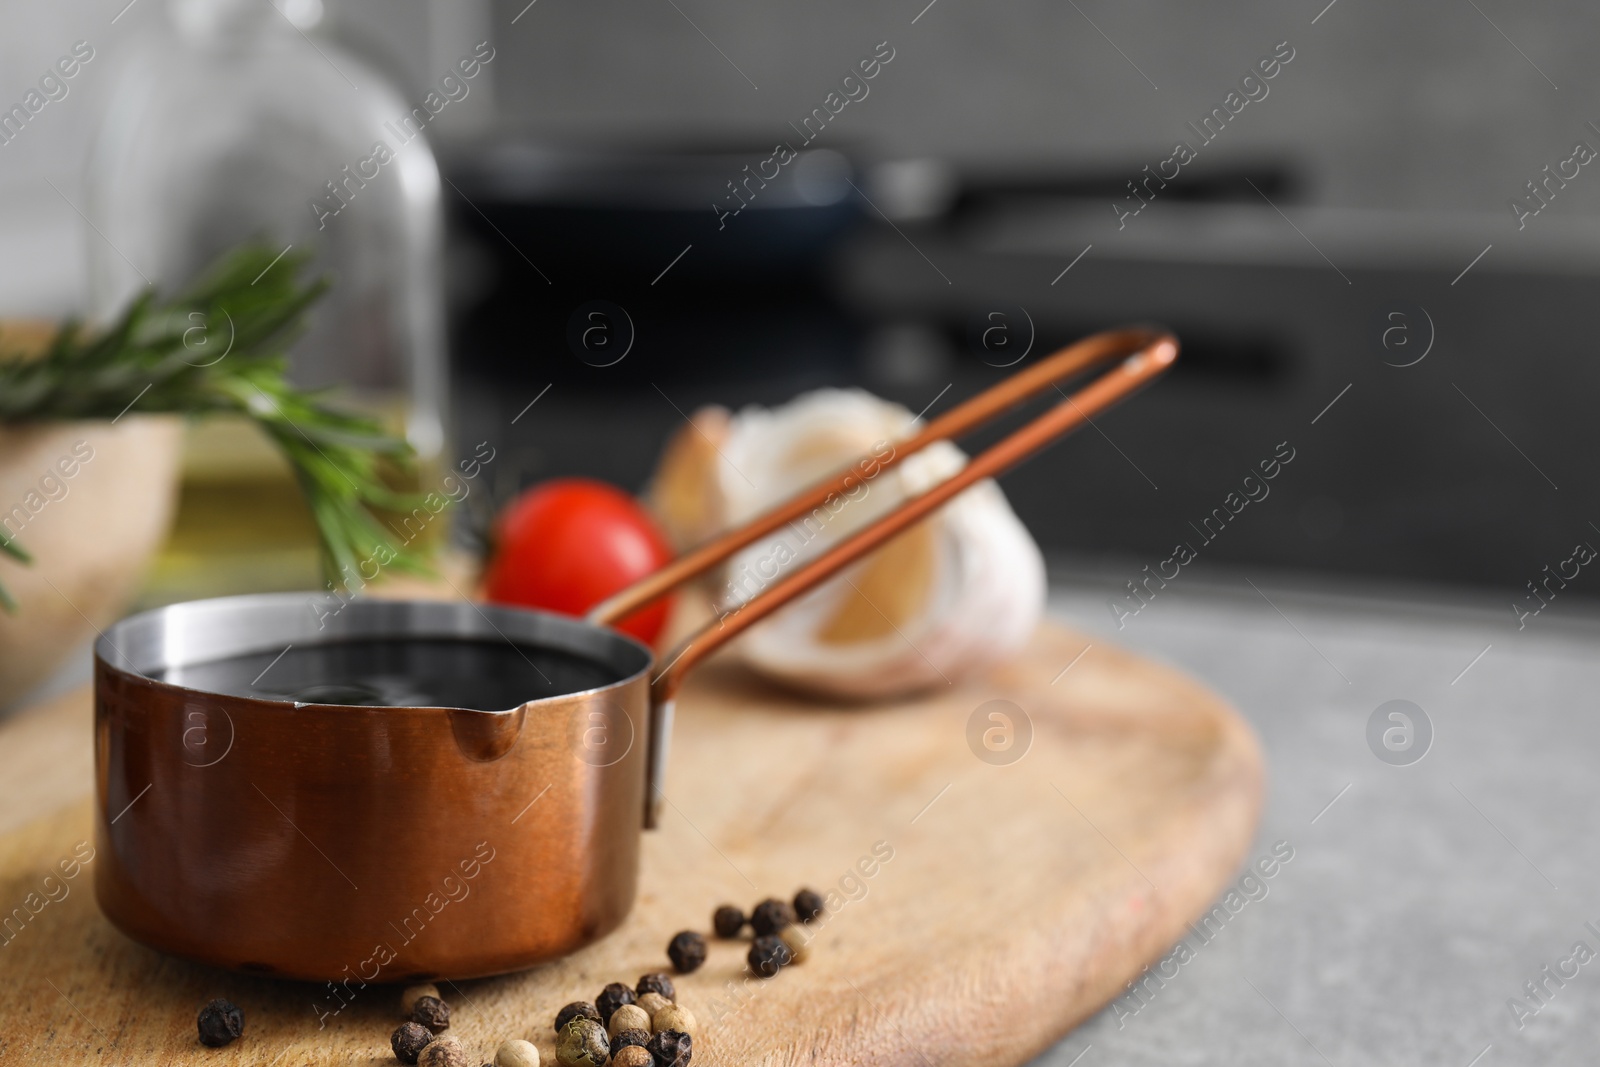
153, 638, 621, 710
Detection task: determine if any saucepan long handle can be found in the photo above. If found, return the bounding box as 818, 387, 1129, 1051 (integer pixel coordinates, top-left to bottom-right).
591, 327, 1180, 827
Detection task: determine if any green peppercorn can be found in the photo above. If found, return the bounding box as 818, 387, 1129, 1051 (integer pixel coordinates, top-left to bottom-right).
793, 888, 825, 923
411, 994, 451, 1033
596, 981, 636, 1023
391, 1021, 435, 1065
647, 1029, 692, 1067
556, 1017, 610, 1067
750, 897, 795, 937
712, 903, 746, 938
666, 930, 707, 973
748, 933, 793, 978
554, 1001, 601, 1034
610, 1026, 650, 1058
635, 972, 676, 1002
196, 998, 244, 1047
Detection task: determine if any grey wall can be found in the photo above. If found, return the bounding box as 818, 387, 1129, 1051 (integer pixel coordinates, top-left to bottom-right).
487, 0, 1598, 214
3, 0, 1596, 313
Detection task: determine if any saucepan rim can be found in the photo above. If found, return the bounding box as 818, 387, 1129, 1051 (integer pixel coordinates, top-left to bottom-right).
94, 591, 655, 714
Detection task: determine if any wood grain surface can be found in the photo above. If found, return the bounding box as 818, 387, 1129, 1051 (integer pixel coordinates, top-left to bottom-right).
0, 621, 1262, 1066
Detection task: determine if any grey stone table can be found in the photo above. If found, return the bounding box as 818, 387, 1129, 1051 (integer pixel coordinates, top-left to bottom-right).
1032, 566, 1599, 1067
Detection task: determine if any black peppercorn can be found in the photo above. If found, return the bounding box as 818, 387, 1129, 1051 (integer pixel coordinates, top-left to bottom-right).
748, 933, 793, 978
611, 1027, 651, 1057
555, 1001, 602, 1034
196, 997, 244, 1047
635, 972, 676, 1001
647, 1029, 692, 1067
391, 1021, 435, 1064
666, 930, 707, 973
793, 887, 825, 923
750, 897, 796, 936
596, 981, 636, 1023
712, 903, 746, 938
411, 994, 451, 1033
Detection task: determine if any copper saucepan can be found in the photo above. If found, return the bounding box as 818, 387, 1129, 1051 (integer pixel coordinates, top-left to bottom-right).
94, 328, 1178, 981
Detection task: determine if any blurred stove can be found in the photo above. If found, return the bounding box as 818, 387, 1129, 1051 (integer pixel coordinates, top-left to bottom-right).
443, 148, 1600, 604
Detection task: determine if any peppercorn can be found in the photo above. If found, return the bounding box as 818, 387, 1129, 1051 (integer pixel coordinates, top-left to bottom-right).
556, 1017, 610, 1067
196, 998, 244, 1047
651, 1003, 696, 1038
749, 897, 795, 937
419, 1036, 470, 1067
666, 930, 707, 973
596, 981, 637, 1023
779, 924, 811, 964
635, 972, 676, 1002
635, 992, 672, 1018
610, 1026, 650, 1057
554, 1001, 602, 1034
608, 1003, 650, 1038
401, 983, 442, 1016
748, 934, 792, 978
494, 1038, 541, 1067
613, 1047, 653, 1067
793, 887, 825, 923
412, 995, 451, 1033
712, 904, 746, 938
647, 1029, 692, 1067
392, 1022, 436, 1065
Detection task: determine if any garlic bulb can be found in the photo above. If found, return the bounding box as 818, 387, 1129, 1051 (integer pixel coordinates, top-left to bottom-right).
650, 388, 1045, 700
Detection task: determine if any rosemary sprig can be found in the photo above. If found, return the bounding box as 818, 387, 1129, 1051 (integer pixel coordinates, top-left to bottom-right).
0, 242, 434, 609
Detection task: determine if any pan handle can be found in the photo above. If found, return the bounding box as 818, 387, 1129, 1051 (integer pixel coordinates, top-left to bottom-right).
590, 327, 1179, 828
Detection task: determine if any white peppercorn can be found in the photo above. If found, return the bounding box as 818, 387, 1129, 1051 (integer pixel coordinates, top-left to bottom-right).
494, 1038, 540, 1067
613, 1047, 652, 1067
651, 1003, 697, 1037
635, 992, 672, 1018
608, 1003, 650, 1038
779, 924, 811, 964
419, 1036, 470, 1067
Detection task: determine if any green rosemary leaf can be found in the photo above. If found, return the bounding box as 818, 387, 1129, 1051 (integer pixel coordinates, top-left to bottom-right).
0, 531, 31, 565
0, 241, 440, 610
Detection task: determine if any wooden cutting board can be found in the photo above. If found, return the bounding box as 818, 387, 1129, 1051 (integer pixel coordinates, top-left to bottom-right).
0, 621, 1261, 1066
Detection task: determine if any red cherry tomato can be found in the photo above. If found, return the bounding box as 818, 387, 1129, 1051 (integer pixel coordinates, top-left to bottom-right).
483, 478, 675, 646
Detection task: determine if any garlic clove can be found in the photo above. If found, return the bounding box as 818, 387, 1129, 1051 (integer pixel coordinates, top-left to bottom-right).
670, 387, 1045, 700
648, 404, 731, 554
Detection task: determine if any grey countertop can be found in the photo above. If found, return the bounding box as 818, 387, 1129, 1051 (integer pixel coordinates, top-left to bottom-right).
1032, 565, 1600, 1067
